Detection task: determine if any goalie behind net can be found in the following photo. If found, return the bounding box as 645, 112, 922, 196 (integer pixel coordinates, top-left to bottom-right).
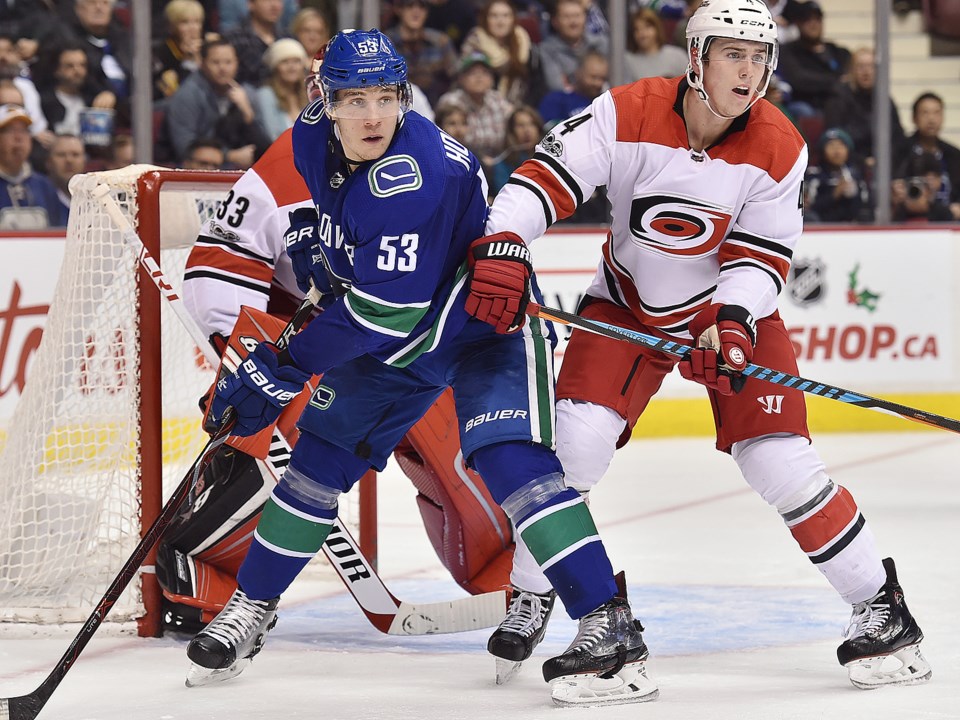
0, 166, 359, 630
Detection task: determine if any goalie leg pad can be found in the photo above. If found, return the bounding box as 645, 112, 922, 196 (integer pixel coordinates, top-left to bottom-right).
394, 388, 514, 595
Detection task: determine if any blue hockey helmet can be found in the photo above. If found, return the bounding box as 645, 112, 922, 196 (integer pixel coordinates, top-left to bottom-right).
315, 29, 412, 116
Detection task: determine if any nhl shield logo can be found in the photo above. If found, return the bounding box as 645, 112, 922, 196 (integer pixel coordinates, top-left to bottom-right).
788, 258, 825, 306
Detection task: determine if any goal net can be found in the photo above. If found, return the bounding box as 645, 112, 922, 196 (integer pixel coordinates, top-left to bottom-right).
0, 166, 366, 636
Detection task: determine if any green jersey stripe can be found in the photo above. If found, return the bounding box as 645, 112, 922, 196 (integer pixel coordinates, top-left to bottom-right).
345, 291, 429, 337
385, 266, 469, 367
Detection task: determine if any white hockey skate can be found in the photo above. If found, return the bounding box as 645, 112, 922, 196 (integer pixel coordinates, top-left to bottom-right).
487, 588, 556, 684
837, 557, 932, 689
185, 588, 279, 687
542, 596, 658, 707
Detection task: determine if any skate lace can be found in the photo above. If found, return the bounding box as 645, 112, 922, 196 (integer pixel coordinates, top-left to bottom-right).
844, 594, 890, 640
569, 606, 610, 653
203, 593, 272, 649
500, 592, 547, 637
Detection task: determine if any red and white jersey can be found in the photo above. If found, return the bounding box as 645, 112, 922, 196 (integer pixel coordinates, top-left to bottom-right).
183, 128, 314, 340
486, 76, 807, 337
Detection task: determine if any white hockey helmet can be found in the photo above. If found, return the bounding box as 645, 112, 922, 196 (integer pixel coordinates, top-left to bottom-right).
685, 0, 778, 114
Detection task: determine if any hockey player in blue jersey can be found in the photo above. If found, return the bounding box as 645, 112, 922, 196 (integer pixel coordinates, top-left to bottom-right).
184, 30, 658, 706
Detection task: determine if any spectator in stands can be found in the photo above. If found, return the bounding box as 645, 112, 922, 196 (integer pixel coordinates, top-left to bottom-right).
37, 43, 100, 139
164, 38, 271, 169
538, 0, 609, 93
387, 0, 459, 106
768, 0, 800, 43
624, 7, 688, 82
152, 0, 206, 101
183, 137, 226, 170
490, 104, 542, 194
218, 0, 297, 35
223, 0, 286, 87
0, 0, 57, 42
425, 0, 479, 51
47, 0, 133, 118
460, 0, 538, 106
804, 128, 870, 223
255, 38, 308, 141
581, 0, 610, 37
105, 131, 132, 169
893, 92, 960, 220
776, 1, 850, 118
434, 100, 470, 145
45, 133, 86, 219
436, 51, 513, 168
288, 7, 331, 62
824, 47, 905, 168
0, 104, 63, 229
892, 150, 960, 222
538, 50, 607, 126
0, 34, 53, 151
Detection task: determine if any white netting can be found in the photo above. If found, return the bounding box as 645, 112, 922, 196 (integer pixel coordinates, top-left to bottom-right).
0, 167, 364, 627
0, 166, 225, 624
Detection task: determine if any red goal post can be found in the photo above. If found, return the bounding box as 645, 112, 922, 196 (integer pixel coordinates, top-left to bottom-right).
0, 167, 375, 637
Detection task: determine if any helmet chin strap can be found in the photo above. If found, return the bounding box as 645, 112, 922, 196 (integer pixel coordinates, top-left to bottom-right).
690, 66, 767, 121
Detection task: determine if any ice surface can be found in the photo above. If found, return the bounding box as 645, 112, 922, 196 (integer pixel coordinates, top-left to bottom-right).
1, 432, 957, 719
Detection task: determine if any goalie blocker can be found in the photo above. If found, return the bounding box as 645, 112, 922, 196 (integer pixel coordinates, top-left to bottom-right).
156, 306, 514, 632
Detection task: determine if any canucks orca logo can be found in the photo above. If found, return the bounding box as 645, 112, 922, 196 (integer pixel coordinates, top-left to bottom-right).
369, 155, 422, 197
628, 194, 732, 257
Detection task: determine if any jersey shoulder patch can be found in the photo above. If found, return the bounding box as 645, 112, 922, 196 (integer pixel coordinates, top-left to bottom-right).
368, 154, 423, 198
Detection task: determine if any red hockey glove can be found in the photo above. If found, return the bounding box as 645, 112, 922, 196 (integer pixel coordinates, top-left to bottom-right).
464, 232, 532, 334
678, 304, 756, 395
210, 342, 311, 436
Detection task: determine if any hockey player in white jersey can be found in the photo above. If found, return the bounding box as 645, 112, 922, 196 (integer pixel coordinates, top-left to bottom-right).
466, 0, 931, 694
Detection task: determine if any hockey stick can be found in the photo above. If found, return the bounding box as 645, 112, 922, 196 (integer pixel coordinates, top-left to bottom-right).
93, 184, 506, 634
529, 302, 960, 435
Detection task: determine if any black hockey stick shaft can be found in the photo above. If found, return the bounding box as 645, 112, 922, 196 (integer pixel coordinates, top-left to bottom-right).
529, 302, 960, 435
0, 295, 317, 720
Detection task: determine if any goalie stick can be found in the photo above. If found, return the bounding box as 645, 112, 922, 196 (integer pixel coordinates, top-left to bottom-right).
529, 302, 960, 435
91, 182, 505, 635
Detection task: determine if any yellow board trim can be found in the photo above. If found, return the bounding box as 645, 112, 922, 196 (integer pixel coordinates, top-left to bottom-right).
632, 393, 960, 438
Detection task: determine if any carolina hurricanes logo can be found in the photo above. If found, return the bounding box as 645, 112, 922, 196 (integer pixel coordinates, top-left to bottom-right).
629, 194, 733, 257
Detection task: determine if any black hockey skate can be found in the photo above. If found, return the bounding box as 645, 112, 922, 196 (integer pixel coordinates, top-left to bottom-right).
837, 557, 931, 689
542, 596, 658, 706
185, 587, 279, 687
487, 587, 556, 684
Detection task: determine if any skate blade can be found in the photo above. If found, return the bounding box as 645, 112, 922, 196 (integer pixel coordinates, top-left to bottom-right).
549, 660, 659, 707
845, 644, 932, 690
495, 658, 523, 685
185, 658, 251, 687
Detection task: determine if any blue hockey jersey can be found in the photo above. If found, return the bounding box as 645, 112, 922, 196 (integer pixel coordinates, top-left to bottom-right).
286, 105, 490, 375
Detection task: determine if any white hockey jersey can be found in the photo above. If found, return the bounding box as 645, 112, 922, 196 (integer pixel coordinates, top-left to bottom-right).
182, 129, 314, 341
486, 76, 807, 338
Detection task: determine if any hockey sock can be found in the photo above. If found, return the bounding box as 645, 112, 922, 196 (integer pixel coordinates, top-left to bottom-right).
514, 488, 617, 618
474, 443, 617, 619
237, 482, 336, 600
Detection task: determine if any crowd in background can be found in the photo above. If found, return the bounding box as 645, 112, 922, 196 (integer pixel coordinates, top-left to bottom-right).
0, 0, 958, 229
